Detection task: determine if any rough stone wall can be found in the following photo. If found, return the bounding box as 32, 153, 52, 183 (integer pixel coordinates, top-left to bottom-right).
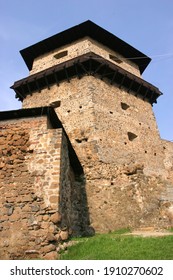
59, 133, 91, 236
21, 75, 173, 232
90, 77, 166, 177
30, 38, 140, 77
22, 76, 165, 176
0, 116, 75, 259
162, 140, 173, 183
84, 163, 173, 232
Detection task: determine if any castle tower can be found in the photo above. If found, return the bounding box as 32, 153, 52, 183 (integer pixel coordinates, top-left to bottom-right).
11, 21, 173, 232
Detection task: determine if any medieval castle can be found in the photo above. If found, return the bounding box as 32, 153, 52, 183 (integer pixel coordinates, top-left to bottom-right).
0, 21, 173, 259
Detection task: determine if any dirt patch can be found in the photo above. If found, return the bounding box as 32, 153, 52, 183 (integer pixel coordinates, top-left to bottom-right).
125, 229, 173, 237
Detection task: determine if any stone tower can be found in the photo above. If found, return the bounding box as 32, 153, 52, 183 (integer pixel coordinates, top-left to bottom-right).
11, 21, 173, 233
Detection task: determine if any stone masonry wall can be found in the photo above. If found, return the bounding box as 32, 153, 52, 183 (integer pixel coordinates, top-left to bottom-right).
163, 140, 173, 177
30, 38, 140, 77
22, 75, 173, 233
84, 160, 173, 232
0, 116, 74, 259
59, 132, 92, 236
23, 76, 165, 176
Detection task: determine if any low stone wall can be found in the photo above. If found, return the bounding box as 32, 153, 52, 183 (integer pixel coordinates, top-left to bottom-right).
0, 116, 71, 259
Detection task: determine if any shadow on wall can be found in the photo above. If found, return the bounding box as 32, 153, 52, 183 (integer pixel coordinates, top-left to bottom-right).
59, 169, 95, 237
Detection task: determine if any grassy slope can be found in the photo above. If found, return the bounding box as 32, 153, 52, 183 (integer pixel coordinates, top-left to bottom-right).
60, 232, 173, 260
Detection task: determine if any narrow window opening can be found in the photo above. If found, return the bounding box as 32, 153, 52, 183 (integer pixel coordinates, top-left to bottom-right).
145, 151, 147, 154
54, 50, 68, 59
139, 122, 141, 125
124, 142, 127, 145
121, 102, 130, 110
154, 152, 157, 156
79, 105, 82, 109
75, 139, 82, 143
109, 54, 122, 64
127, 132, 138, 141
75, 138, 88, 144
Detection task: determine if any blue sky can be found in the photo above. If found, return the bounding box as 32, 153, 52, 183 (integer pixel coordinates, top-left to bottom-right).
0, 0, 173, 141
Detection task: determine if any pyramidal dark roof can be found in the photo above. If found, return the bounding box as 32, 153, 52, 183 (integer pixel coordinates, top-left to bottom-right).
20, 20, 151, 74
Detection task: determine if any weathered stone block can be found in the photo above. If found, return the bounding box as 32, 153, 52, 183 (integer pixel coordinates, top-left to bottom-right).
49, 196, 59, 204
44, 251, 58, 260
59, 230, 69, 241
50, 212, 61, 224
41, 244, 56, 254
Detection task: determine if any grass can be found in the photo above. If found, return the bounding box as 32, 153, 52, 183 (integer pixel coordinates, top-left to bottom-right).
60, 230, 173, 260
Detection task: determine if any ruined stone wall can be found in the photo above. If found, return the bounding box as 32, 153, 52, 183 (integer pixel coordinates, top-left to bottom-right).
30, 38, 140, 77
0, 116, 74, 259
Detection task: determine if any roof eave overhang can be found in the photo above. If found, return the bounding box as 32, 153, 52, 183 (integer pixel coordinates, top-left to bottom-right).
11, 52, 162, 105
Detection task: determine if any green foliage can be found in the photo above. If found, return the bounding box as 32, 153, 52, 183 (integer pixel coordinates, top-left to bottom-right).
60, 232, 173, 260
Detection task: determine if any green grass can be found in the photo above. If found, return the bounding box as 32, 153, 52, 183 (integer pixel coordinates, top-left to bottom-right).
60, 232, 173, 260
